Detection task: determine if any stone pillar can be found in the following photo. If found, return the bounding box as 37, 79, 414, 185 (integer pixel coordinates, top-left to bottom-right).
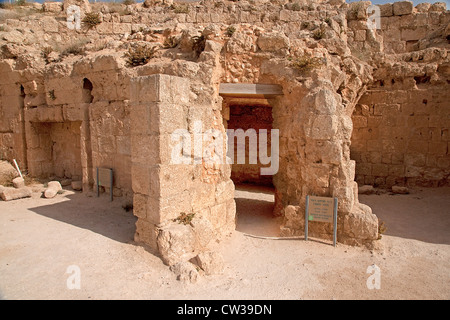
130, 74, 236, 263
130, 74, 190, 251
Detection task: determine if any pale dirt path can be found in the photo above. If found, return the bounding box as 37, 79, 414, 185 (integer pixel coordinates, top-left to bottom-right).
0, 186, 449, 300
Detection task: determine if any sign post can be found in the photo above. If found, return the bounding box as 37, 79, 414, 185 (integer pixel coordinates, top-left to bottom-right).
305, 195, 338, 247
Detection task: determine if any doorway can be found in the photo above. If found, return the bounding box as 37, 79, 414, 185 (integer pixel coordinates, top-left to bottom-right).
226, 103, 280, 237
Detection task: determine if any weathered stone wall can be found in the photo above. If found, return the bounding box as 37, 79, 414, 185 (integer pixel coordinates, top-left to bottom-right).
0, 54, 133, 198
351, 48, 450, 188
27, 121, 82, 180
0, 0, 448, 260
346, 1, 449, 56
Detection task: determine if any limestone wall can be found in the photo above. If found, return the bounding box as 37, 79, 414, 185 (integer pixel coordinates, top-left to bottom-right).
0, 55, 133, 198
0, 0, 449, 256
351, 48, 450, 188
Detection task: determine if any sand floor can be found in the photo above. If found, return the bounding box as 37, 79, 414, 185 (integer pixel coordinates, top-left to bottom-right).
0, 185, 449, 300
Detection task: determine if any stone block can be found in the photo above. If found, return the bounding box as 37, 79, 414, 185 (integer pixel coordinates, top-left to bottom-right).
393, 1, 413, 16
131, 134, 159, 165
194, 251, 224, 276
170, 261, 199, 283
308, 115, 338, 140
157, 223, 197, 266
215, 180, 235, 204
358, 185, 375, 194
112, 23, 132, 35
12, 177, 25, 189
343, 206, 378, 241
314, 89, 337, 115
131, 164, 152, 195
134, 219, 158, 251
0, 187, 32, 201
130, 75, 190, 105
71, 180, 82, 191
257, 32, 290, 53
209, 202, 227, 230
379, 3, 393, 17
392, 186, 409, 194
190, 216, 214, 250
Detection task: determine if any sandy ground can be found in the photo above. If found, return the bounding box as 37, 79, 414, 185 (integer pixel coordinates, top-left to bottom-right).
0, 184, 449, 300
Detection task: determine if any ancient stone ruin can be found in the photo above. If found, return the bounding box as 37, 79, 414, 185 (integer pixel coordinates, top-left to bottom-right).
0, 0, 449, 274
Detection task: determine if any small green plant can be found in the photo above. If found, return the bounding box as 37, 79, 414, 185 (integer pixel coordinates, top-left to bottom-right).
173, 212, 195, 225
82, 12, 102, 29
192, 35, 206, 57
48, 90, 56, 100
290, 54, 324, 73
163, 36, 178, 49
225, 26, 236, 37
125, 45, 158, 66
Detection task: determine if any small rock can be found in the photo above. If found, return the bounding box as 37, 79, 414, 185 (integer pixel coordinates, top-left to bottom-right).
60, 179, 72, 187
44, 188, 58, 199
392, 186, 409, 194
47, 181, 62, 191
71, 181, 82, 191
44, 181, 63, 199
12, 177, 25, 189
195, 251, 224, 275
358, 185, 375, 195
170, 261, 199, 283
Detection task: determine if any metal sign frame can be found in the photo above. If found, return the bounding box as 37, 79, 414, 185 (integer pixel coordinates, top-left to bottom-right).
96, 167, 114, 201
305, 195, 338, 247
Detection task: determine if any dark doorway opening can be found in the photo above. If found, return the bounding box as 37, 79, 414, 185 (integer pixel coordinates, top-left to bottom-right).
226, 103, 280, 237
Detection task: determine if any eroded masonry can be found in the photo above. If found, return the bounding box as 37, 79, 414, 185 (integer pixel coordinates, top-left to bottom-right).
0, 0, 449, 268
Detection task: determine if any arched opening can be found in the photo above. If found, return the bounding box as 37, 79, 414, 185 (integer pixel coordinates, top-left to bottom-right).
82, 78, 93, 103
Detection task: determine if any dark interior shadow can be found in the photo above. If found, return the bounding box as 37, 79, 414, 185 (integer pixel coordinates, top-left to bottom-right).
28, 191, 137, 244
234, 183, 275, 195
359, 188, 450, 245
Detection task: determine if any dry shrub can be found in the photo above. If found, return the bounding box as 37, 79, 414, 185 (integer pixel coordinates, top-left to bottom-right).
125, 45, 158, 66
82, 12, 102, 29
291, 54, 324, 73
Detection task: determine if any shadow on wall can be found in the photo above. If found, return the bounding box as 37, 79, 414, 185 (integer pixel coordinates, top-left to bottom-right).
28, 191, 137, 244
359, 187, 450, 245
